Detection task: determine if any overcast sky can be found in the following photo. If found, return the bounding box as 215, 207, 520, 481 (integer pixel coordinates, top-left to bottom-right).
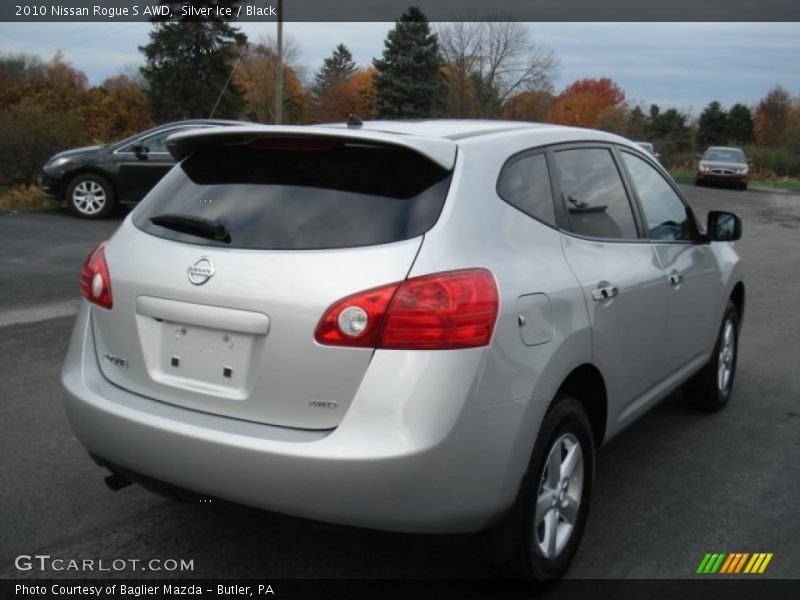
1, 22, 798, 116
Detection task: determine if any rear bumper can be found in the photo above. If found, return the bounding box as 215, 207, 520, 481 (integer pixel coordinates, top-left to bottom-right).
62, 304, 528, 533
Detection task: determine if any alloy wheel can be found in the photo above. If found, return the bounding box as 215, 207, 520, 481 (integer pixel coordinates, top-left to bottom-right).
72, 181, 107, 216
535, 432, 584, 559
717, 319, 736, 394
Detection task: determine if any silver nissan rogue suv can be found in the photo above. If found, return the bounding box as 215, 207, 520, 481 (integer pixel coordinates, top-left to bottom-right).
62, 120, 744, 579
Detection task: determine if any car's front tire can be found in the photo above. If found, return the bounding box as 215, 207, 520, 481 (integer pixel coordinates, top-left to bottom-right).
684, 301, 740, 412
511, 395, 595, 581
67, 174, 116, 219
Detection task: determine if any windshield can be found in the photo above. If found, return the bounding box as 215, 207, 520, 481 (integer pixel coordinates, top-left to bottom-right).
703, 148, 746, 163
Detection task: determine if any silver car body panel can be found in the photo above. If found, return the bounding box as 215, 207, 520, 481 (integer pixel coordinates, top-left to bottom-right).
63, 120, 744, 533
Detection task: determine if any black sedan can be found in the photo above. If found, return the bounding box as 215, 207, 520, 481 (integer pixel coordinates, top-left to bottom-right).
42, 119, 244, 218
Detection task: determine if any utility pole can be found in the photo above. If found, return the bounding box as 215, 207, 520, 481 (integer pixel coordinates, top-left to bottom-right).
274, 0, 283, 124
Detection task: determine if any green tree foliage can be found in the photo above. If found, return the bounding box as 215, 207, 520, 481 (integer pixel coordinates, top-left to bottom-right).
648, 106, 691, 166
140, 3, 247, 120
373, 6, 446, 118
696, 101, 728, 149
626, 105, 648, 140
313, 44, 357, 102
726, 103, 754, 145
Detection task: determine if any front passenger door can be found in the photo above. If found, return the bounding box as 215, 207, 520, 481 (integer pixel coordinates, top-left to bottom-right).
553, 146, 670, 430
619, 150, 720, 374
114, 126, 195, 202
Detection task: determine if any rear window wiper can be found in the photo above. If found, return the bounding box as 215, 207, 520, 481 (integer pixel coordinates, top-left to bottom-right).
149, 214, 231, 244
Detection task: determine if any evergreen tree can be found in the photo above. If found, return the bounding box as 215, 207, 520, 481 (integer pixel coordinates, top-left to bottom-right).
139, 3, 246, 121
727, 103, 754, 145
626, 105, 647, 140
649, 107, 691, 165
373, 6, 446, 118
313, 44, 357, 103
697, 101, 729, 149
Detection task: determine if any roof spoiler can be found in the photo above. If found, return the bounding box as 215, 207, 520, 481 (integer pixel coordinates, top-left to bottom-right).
166, 125, 457, 170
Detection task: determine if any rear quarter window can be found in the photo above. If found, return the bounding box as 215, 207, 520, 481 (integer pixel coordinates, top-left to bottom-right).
497, 152, 556, 227
132, 141, 452, 250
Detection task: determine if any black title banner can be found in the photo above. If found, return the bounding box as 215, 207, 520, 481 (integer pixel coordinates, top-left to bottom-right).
3, 0, 799, 22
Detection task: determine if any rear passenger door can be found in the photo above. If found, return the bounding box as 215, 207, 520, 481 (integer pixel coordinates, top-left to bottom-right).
551, 145, 670, 427
618, 149, 719, 373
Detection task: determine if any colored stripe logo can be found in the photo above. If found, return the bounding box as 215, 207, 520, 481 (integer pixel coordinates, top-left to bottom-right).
697, 552, 773, 574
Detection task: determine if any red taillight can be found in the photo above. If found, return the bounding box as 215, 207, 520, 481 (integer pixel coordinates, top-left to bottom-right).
79, 242, 113, 309
314, 269, 498, 350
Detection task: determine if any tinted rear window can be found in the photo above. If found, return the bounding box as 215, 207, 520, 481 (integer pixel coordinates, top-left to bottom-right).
133, 141, 452, 250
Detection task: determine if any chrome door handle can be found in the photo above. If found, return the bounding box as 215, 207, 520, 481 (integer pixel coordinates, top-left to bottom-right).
592, 285, 619, 301
668, 273, 683, 287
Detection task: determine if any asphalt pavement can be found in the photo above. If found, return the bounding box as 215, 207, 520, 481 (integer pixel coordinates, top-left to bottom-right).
0, 187, 798, 583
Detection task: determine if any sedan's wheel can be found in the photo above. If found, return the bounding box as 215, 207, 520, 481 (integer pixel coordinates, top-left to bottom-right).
684, 301, 739, 412
67, 174, 116, 219
515, 395, 595, 580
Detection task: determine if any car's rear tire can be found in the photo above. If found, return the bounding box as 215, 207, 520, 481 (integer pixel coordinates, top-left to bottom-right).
67, 174, 116, 219
684, 301, 739, 412
498, 395, 595, 581
740, 182, 748, 191
695, 178, 703, 187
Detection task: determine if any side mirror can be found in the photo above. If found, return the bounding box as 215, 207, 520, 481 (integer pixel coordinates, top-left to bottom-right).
695, 153, 701, 160
133, 144, 149, 159
707, 211, 742, 242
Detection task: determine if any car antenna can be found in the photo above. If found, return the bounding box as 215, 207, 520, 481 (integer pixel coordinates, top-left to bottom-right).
346, 113, 363, 129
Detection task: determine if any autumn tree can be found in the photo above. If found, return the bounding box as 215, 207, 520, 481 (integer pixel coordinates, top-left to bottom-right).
754, 85, 791, 147
373, 6, 446, 118
697, 101, 728, 149
438, 21, 557, 118
726, 103, 754, 145
502, 90, 554, 122
597, 105, 628, 135
547, 94, 608, 128
547, 77, 625, 128
0, 50, 160, 188
233, 39, 308, 124
81, 75, 154, 141
0, 53, 90, 186
139, 2, 247, 120
351, 66, 377, 119
562, 78, 625, 107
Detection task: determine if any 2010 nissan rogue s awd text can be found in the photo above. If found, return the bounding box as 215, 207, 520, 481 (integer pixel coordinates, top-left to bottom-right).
62, 120, 744, 580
